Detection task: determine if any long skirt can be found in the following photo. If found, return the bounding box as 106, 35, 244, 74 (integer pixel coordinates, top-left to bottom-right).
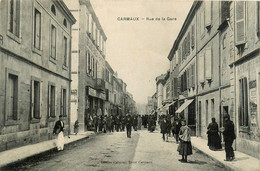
56, 131, 64, 151
177, 140, 192, 155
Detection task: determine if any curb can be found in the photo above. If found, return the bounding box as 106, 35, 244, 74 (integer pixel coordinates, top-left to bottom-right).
192, 145, 235, 171
0, 133, 96, 169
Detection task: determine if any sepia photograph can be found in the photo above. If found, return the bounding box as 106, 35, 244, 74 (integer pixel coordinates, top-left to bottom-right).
0, 0, 260, 170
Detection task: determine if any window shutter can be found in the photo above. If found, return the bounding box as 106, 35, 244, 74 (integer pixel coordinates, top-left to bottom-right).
205, 47, 212, 80
235, 1, 246, 45
198, 53, 205, 83
31, 80, 34, 119
35, 10, 41, 49
192, 64, 195, 87
257, 2, 260, 37
61, 88, 63, 116
187, 32, 190, 55
39, 81, 42, 119
205, 1, 212, 28
243, 78, 248, 126
191, 25, 195, 49
48, 85, 51, 117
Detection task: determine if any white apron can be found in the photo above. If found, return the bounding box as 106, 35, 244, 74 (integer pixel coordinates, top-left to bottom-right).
56, 131, 64, 151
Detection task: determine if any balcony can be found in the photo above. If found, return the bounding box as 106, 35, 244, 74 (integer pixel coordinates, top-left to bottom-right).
96, 78, 105, 91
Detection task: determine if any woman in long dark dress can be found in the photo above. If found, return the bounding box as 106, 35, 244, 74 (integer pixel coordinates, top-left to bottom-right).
207, 118, 222, 150
177, 120, 192, 162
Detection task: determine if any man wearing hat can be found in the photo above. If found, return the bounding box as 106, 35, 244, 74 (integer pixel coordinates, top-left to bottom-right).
221, 114, 236, 161
125, 114, 133, 138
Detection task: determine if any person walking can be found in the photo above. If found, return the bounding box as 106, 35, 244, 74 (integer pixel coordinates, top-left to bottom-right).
207, 117, 222, 150
125, 114, 132, 138
74, 120, 79, 135
177, 120, 192, 162
53, 115, 65, 151
221, 114, 236, 161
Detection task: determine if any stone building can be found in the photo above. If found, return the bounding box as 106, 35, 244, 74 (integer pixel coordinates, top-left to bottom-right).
64, 0, 107, 132
0, 0, 75, 151
229, 1, 260, 158
164, 0, 260, 158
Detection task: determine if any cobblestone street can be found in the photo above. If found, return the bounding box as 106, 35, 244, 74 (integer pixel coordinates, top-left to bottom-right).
3, 129, 225, 171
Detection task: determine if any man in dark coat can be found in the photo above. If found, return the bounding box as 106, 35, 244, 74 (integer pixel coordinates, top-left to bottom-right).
175, 117, 182, 144
125, 114, 132, 138
222, 114, 236, 161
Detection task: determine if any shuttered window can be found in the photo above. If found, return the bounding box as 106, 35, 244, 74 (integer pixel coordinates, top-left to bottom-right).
235, 1, 246, 45
205, 1, 212, 29
34, 9, 41, 50
239, 78, 248, 126
9, 0, 20, 37
198, 53, 205, 83
51, 25, 56, 59
31, 80, 41, 119
61, 88, 66, 116
48, 85, 55, 117
205, 47, 212, 80
187, 33, 190, 56
191, 25, 195, 49
63, 36, 67, 66
257, 2, 260, 37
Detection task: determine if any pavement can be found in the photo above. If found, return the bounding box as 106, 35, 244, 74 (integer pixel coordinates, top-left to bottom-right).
0, 131, 95, 168
191, 137, 260, 171
0, 130, 259, 171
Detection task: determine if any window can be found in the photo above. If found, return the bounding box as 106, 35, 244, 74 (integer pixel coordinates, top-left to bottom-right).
8, 0, 20, 37
239, 77, 248, 126
88, 53, 91, 74
205, 1, 212, 29
61, 88, 67, 116
257, 2, 260, 37
235, 1, 246, 45
211, 99, 214, 118
186, 33, 190, 55
63, 36, 67, 66
7, 74, 18, 121
91, 22, 94, 38
63, 19, 67, 27
200, 9, 205, 36
51, 5, 56, 15
31, 79, 40, 119
48, 85, 55, 118
191, 25, 195, 49
92, 58, 95, 77
34, 9, 41, 50
205, 47, 212, 80
51, 25, 56, 59
206, 100, 209, 125
221, 1, 231, 24
198, 53, 205, 83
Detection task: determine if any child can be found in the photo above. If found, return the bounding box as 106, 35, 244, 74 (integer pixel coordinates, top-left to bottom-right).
177, 120, 192, 162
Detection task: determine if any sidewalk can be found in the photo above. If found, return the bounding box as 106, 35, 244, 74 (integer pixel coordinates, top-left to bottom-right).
191, 137, 260, 171
0, 131, 95, 168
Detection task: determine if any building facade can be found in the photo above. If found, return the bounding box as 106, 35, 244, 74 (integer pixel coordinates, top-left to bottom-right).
163, 0, 260, 158
65, 0, 107, 132
0, 0, 75, 151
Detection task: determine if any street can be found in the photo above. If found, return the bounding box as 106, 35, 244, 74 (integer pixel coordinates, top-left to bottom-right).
3, 129, 225, 171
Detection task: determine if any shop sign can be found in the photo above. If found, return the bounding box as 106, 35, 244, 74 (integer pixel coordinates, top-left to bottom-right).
99, 92, 106, 100
88, 87, 97, 97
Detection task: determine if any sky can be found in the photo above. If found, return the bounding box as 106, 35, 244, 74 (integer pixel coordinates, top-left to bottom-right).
87, 0, 193, 104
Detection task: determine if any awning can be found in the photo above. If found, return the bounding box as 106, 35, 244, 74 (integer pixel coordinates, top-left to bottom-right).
175, 99, 194, 114
163, 101, 176, 110
157, 105, 164, 111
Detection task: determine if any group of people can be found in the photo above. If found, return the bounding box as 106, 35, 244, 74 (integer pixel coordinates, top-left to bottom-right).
84, 114, 142, 134
53, 113, 236, 163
